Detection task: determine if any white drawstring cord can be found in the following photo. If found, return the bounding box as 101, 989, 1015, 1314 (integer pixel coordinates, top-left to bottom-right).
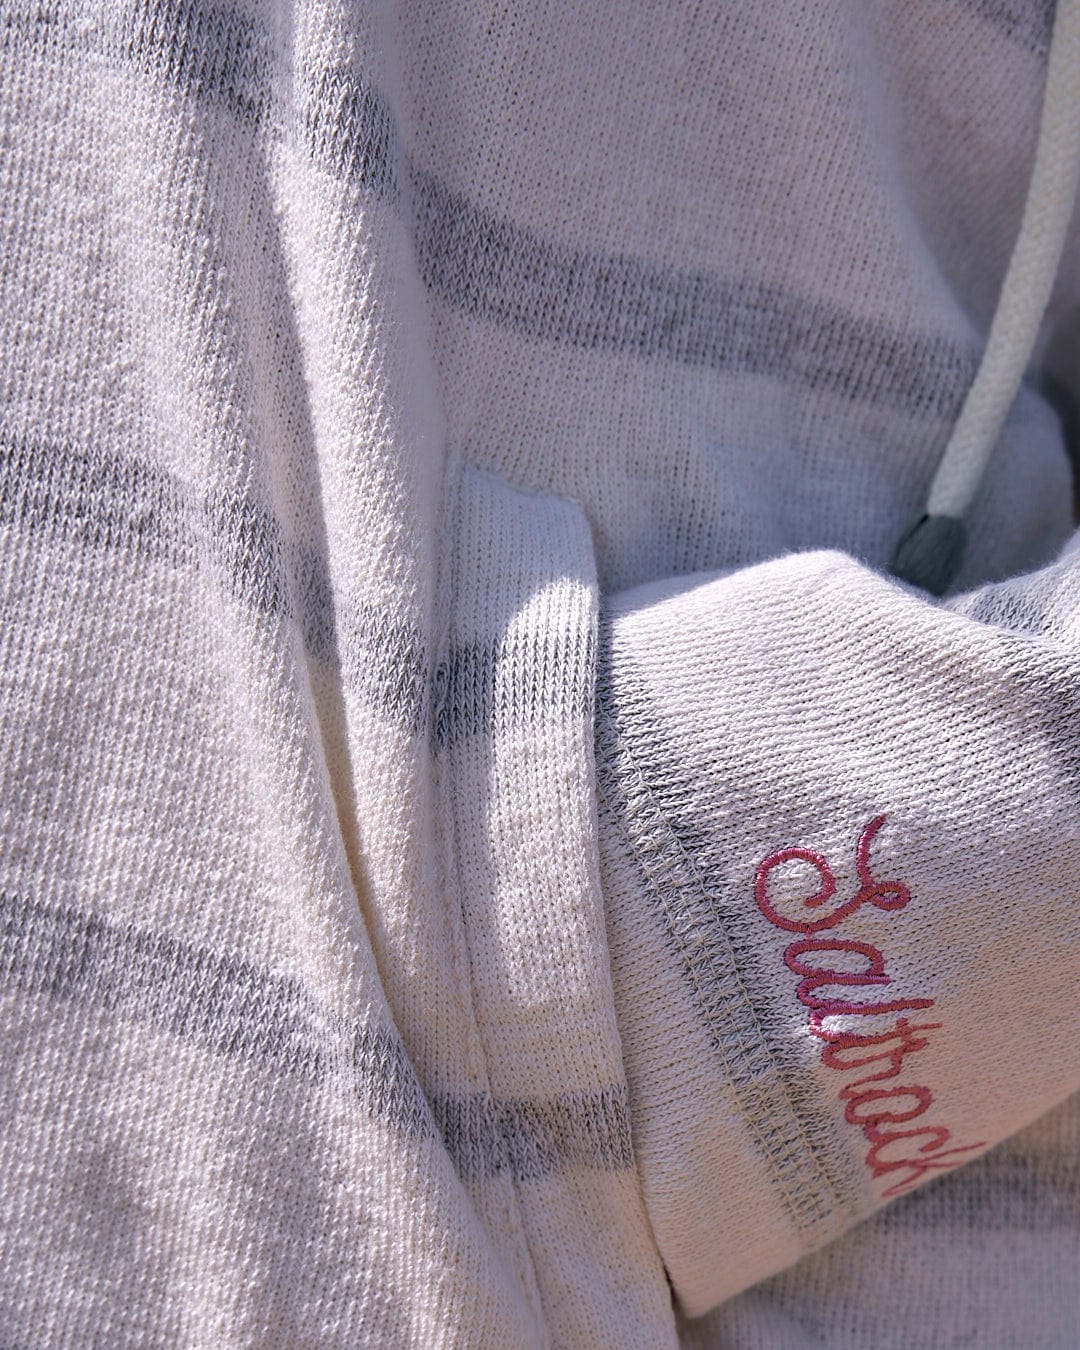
890, 0, 1080, 595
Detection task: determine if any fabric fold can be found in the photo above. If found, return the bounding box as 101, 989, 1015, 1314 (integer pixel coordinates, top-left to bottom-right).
436, 463, 675, 1346
596, 547, 1080, 1315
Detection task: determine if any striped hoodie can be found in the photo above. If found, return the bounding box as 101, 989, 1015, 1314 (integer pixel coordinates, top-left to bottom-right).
2, 1, 1079, 1345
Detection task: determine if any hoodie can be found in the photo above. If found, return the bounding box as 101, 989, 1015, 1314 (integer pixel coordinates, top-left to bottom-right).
1, 0, 1079, 1345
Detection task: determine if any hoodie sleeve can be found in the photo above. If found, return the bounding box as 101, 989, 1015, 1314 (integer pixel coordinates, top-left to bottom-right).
595, 538, 1080, 1315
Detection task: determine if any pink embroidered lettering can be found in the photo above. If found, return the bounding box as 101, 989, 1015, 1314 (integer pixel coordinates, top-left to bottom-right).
864, 1127, 985, 1198
821, 1017, 942, 1082
754, 816, 910, 934
754, 818, 984, 1199
842, 1085, 933, 1125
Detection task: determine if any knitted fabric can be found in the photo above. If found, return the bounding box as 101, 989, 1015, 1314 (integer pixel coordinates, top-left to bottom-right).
1, 1, 1079, 1346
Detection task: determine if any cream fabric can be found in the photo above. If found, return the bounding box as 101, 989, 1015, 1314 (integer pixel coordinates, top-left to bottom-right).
1, 1, 1079, 1346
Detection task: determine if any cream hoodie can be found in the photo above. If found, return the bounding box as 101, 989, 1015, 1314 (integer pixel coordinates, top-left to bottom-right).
1, 1, 1079, 1346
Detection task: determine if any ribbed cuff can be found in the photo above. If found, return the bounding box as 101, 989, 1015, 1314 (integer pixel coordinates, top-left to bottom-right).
595, 648, 857, 1313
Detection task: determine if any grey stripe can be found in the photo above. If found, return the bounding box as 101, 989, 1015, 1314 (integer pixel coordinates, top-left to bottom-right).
1, 436, 596, 744
0, 887, 431, 1131
882, 1139, 1080, 1231
434, 631, 594, 749
113, 0, 271, 123
432, 1087, 634, 1184
5, 0, 981, 418
301, 62, 400, 201
754, 1140, 1079, 1345
410, 168, 978, 419
595, 636, 864, 1237
0, 434, 429, 732
967, 0, 1055, 54
1, 2, 271, 120
0, 889, 632, 1181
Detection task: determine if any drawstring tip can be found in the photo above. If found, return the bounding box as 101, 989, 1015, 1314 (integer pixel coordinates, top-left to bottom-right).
888, 512, 966, 597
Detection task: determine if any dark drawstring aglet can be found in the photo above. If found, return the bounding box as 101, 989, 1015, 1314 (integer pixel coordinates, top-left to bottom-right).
888, 512, 967, 597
